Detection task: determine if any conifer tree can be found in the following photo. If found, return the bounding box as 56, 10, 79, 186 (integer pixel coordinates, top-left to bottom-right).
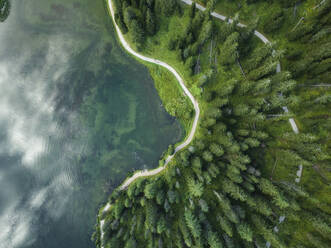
220, 32, 239, 65
237, 223, 253, 242
146, 8, 156, 35
207, 230, 224, 248
187, 178, 204, 198
184, 210, 202, 239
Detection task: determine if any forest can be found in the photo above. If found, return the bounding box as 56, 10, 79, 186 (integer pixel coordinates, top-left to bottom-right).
94, 0, 331, 247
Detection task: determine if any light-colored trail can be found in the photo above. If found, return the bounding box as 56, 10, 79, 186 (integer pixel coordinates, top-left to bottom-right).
107, 0, 200, 191
109, 0, 299, 193
108, 0, 301, 197
99, 0, 301, 245
182, 0, 299, 134
99, 1, 201, 246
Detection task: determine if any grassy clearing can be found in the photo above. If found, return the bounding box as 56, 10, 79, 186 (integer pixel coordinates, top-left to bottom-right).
145, 63, 194, 139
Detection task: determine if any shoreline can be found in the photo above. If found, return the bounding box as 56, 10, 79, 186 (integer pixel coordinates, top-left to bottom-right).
106, 0, 201, 191
98, 0, 302, 246
104, 0, 301, 197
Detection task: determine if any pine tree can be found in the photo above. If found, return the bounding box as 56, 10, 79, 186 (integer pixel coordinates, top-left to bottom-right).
206, 0, 217, 12
123, 6, 137, 27
237, 223, 253, 242
164, 191, 174, 205
210, 143, 224, 157
145, 202, 157, 233
179, 217, 193, 247
222, 178, 247, 202
251, 214, 285, 248
144, 182, 158, 199
203, 150, 213, 162
233, 104, 250, 116
259, 178, 279, 197
130, 20, 144, 49
199, 199, 209, 212
156, 190, 165, 205
207, 230, 224, 248
113, 200, 125, 219
220, 32, 239, 66
157, 216, 167, 234
184, 209, 201, 239
199, 20, 213, 45
146, 8, 156, 35
306, 233, 330, 248
311, 216, 331, 240
248, 59, 278, 81
187, 178, 204, 198
226, 165, 243, 183
218, 214, 233, 237
245, 138, 260, 148
156, 0, 177, 16
189, 2, 196, 19
124, 237, 137, 248
115, 12, 129, 34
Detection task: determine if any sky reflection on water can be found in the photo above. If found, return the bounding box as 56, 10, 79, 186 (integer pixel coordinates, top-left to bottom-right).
0, 0, 181, 247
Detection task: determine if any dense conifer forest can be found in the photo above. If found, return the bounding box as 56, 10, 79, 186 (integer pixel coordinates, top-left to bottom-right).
94, 0, 331, 247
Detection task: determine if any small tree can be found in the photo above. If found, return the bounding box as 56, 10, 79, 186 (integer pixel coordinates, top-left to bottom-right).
203, 150, 213, 162
210, 143, 224, 157
187, 178, 204, 197
144, 182, 157, 199
184, 210, 201, 238
207, 230, 224, 248
237, 223, 253, 242
146, 8, 156, 35
219, 32, 239, 66
157, 216, 167, 234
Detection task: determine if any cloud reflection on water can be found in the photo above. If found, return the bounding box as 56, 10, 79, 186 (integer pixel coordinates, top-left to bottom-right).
0, 20, 87, 248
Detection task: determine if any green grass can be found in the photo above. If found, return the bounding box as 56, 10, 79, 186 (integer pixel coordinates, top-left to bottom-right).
118, 9, 202, 148
146, 64, 194, 136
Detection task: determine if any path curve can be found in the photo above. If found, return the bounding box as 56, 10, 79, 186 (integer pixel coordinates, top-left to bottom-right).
107, 0, 200, 191
99, 1, 200, 246
108, 0, 301, 194
182, 0, 299, 134
99, 1, 301, 246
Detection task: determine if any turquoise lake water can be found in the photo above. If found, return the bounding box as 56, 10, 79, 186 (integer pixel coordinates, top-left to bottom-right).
0, 0, 182, 247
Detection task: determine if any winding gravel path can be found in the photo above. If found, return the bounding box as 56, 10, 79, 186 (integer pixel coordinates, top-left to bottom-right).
107, 0, 200, 191
108, 0, 301, 194
182, 0, 299, 133
99, 1, 301, 246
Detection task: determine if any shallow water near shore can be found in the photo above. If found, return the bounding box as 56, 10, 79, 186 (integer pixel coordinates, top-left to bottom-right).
0, 0, 182, 247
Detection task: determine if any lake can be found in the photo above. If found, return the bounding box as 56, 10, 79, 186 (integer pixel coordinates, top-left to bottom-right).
0, 0, 182, 247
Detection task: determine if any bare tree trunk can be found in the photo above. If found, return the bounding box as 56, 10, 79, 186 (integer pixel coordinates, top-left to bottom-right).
209, 39, 213, 64
312, 164, 330, 185
313, 0, 326, 9
310, 84, 331, 87
291, 17, 304, 32
195, 49, 201, 74
237, 58, 247, 79
271, 158, 278, 180
298, 83, 331, 87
